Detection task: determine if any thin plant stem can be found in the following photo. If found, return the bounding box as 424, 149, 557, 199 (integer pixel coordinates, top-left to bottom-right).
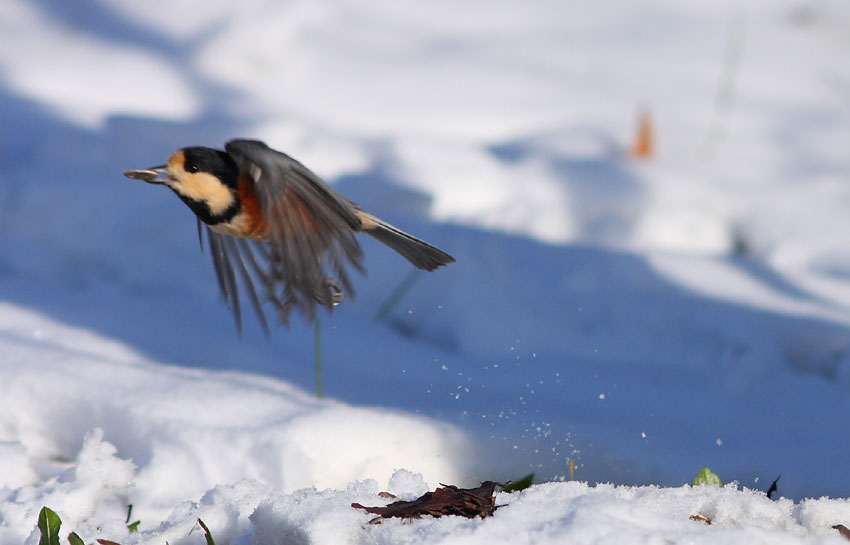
703, 8, 746, 157
375, 269, 424, 322
314, 318, 323, 398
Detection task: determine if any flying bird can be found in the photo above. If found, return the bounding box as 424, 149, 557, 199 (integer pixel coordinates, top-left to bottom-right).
125, 139, 454, 333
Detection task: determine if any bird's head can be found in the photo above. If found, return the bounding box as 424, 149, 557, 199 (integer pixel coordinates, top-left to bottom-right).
125, 146, 241, 225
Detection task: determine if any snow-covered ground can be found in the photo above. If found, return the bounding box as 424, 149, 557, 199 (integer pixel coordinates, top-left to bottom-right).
1, 0, 850, 543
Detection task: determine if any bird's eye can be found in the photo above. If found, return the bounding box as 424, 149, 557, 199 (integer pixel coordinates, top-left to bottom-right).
186, 163, 199, 173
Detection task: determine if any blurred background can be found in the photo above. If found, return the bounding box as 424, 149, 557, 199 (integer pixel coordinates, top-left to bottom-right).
1, 0, 850, 499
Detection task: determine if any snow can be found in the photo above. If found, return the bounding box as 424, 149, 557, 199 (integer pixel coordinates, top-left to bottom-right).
1, 0, 850, 543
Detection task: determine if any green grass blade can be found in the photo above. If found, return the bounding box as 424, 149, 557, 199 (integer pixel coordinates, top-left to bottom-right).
197, 519, 216, 545
125, 504, 140, 532
502, 473, 534, 493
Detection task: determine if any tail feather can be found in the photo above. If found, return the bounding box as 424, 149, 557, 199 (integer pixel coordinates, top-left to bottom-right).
358, 212, 455, 271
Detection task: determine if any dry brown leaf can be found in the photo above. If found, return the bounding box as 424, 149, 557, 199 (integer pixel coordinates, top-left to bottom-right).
630, 110, 654, 159
689, 513, 714, 525
352, 481, 500, 524
833, 524, 850, 541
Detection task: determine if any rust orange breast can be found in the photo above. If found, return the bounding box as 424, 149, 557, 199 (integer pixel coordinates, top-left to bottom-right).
236, 175, 270, 239
210, 175, 270, 241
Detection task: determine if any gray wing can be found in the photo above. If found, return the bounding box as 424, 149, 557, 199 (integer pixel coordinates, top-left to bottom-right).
200, 219, 342, 334
199, 220, 271, 336
217, 139, 365, 326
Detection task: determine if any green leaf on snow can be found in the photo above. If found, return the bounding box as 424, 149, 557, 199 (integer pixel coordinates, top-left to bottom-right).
37, 507, 62, 545
692, 466, 723, 487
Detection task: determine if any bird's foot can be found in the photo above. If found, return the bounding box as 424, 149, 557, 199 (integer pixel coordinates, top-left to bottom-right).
317, 278, 344, 307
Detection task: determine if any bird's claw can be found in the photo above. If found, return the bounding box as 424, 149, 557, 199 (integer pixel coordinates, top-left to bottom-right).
326, 278, 344, 307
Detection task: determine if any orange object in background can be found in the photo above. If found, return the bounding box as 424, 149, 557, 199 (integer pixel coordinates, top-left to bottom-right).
630, 110, 654, 159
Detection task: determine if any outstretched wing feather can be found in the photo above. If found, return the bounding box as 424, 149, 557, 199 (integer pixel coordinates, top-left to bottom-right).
203, 225, 280, 334
206, 226, 242, 334
217, 139, 364, 325
225, 236, 270, 336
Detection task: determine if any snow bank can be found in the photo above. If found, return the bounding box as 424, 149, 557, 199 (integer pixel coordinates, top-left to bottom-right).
0, 302, 480, 531
9, 443, 850, 545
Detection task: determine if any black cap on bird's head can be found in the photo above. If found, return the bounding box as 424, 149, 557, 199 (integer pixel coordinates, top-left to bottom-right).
124, 146, 239, 186
175, 147, 240, 188
124, 146, 242, 225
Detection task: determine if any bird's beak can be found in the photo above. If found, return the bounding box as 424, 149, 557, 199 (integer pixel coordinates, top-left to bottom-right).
123, 165, 173, 184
